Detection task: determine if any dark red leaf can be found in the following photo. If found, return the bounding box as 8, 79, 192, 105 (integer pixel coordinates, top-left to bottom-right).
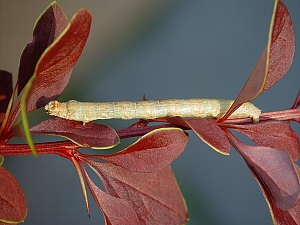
85, 160, 188, 225
83, 170, 140, 225
30, 117, 119, 149
95, 128, 188, 172
168, 117, 230, 154
226, 129, 300, 210
17, 2, 68, 95
0, 71, 13, 124
232, 121, 300, 161
26, 8, 92, 112
187, 119, 230, 154
220, 0, 295, 122
257, 165, 300, 225
0, 167, 27, 223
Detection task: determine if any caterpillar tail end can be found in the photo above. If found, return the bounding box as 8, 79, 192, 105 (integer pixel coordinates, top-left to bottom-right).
252, 116, 260, 123
251, 109, 261, 123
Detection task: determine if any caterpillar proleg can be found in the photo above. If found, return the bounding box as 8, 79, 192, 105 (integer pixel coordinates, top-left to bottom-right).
45, 99, 261, 123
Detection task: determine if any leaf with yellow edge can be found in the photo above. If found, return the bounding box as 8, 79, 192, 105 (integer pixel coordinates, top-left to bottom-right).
219, 0, 295, 122
0, 167, 28, 224
85, 161, 188, 224
93, 128, 188, 172
26, 8, 91, 112
30, 117, 120, 150
0, 156, 3, 166
167, 117, 230, 155
17, 1, 68, 95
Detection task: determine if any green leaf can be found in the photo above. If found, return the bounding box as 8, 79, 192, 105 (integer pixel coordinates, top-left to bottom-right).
21, 76, 37, 156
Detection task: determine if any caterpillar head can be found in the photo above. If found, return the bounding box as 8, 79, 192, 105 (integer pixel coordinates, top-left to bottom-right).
45, 100, 67, 118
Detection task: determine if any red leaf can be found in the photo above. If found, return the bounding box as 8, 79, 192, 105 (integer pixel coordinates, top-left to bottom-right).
96, 128, 188, 172
0, 71, 12, 124
26, 8, 92, 112
227, 130, 300, 210
30, 117, 119, 149
232, 121, 300, 161
258, 165, 300, 225
220, 0, 295, 122
17, 2, 68, 95
86, 161, 188, 225
263, 0, 295, 91
0, 167, 27, 224
83, 171, 140, 225
168, 117, 230, 155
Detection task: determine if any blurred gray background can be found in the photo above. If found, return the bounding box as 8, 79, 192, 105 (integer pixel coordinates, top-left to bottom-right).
1, 0, 299, 224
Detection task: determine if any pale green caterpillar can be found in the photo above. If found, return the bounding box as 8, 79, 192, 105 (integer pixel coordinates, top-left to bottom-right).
45, 99, 261, 124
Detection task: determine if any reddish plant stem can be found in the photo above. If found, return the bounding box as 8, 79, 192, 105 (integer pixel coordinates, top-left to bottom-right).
0, 108, 299, 156
0, 140, 78, 157
223, 108, 300, 124
117, 108, 300, 138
